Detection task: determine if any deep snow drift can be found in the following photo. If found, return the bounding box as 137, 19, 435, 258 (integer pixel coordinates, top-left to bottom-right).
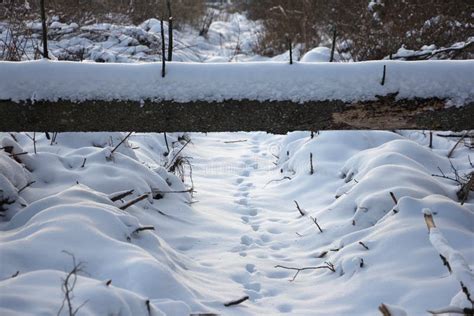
0, 131, 473, 315
1, 60, 473, 104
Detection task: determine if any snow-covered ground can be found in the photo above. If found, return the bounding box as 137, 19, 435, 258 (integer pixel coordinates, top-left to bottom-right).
0, 131, 473, 315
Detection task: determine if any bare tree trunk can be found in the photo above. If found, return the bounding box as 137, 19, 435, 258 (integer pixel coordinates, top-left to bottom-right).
40, 0, 49, 59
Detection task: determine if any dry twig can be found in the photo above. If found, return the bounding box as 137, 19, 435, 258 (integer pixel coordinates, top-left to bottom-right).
109, 189, 134, 202
57, 251, 87, 316
294, 200, 306, 216
274, 262, 335, 281
119, 194, 148, 210
110, 132, 133, 155
310, 216, 323, 233
448, 131, 468, 158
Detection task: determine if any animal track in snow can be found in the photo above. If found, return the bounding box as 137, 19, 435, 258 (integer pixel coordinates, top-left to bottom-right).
245, 264, 256, 273
241, 235, 254, 246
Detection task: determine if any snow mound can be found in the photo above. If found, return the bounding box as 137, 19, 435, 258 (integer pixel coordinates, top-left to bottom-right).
300, 47, 340, 62
270, 131, 473, 314
0, 132, 214, 315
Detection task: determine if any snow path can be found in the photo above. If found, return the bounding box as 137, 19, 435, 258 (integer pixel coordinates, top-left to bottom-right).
183, 132, 324, 314
182, 133, 297, 315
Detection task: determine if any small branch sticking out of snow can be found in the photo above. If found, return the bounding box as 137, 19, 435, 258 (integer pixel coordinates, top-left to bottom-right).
111, 132, 133, 155
310, 216, 323, 233
448, 131, 467, 158
429, 131, 433, 149
389, 192, 398, 205
423, 209, 436, 230
380, 65, 387, 86
58, 251, 88, 316
359, 241, 369, 250
294, 200, 306, 216
145, 299, 151, 315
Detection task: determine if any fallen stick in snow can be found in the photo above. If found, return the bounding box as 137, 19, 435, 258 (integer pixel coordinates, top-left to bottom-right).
437, 133, 474, 138
275, 263, 335, 281
359, 241, 369, 250
119, 194, 149, 210
8, 152, 28, 158
151, 188, 194, 194
423, 209, 474, 309
18, 181, 35, 194
224, 295, 250, 307
109, 189, 135, 202
264, 176, 292, 188
223, 139, 247, 143
132, 226, 155, 235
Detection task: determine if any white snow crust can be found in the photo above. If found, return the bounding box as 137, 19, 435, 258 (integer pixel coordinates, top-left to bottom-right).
1, 59, 473, 104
